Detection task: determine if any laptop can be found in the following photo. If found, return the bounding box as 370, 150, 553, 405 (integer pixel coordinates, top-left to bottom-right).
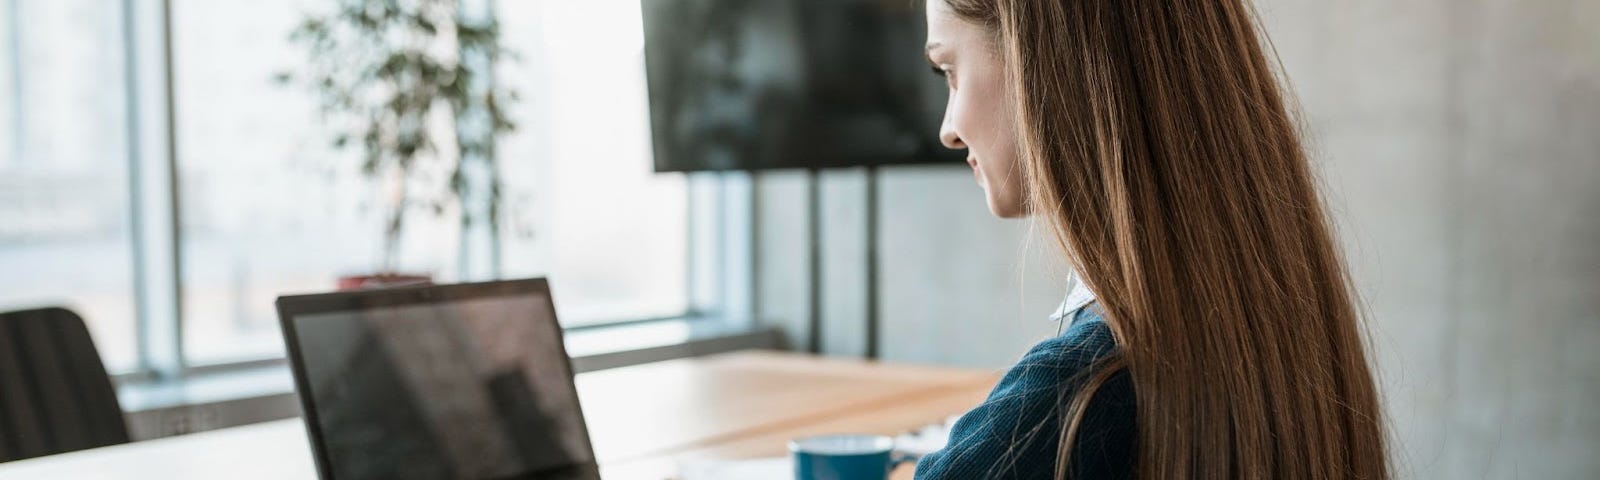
276, 278, 601, 480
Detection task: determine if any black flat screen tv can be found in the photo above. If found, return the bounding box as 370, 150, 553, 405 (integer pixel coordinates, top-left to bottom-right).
642, 0, 964, 172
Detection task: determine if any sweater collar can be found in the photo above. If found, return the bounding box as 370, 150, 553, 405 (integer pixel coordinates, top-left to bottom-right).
1049, 272, 1097, 325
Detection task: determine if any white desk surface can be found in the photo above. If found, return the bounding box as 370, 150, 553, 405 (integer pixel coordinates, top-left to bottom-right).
0, 351, 997, 480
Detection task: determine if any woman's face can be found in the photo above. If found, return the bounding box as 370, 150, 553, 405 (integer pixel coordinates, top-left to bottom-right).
925, 1, 1026, 218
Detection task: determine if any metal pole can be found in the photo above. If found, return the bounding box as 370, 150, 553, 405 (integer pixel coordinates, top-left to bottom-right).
864, 165, 879, 360
806, 168, 822, 354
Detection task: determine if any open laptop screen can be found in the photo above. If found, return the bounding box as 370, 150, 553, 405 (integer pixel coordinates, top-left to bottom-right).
277, 279, 599, 480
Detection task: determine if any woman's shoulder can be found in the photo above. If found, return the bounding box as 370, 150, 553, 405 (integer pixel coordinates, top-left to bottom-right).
915, 304, 1135, 479
1011, 305, 1136, 477
1019, 305, 1119, 374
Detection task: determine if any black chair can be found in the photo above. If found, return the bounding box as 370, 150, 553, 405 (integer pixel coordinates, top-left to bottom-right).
0, 307, 130, 462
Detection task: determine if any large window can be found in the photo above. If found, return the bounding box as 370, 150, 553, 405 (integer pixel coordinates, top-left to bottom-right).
496, 1, 688, 326
0, 0, 139, 373
169, 0, 412, 365
0, 0, 692, 374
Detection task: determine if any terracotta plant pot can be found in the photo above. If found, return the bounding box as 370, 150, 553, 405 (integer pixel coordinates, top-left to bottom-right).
336, 273, 434, 291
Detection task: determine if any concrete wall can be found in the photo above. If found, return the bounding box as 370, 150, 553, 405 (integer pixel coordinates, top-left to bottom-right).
750, 1, 1600, 477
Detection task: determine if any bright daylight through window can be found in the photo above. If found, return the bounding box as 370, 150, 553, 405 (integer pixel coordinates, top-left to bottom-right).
0, 0, 688, 372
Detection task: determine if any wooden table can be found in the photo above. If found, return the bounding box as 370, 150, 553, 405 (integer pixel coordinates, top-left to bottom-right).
0, 351, 998, 480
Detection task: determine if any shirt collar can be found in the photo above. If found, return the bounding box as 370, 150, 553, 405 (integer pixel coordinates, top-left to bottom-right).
1048, 272, 1097, 324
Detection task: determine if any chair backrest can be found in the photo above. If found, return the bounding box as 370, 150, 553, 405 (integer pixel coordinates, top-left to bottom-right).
0, 307, 130, 463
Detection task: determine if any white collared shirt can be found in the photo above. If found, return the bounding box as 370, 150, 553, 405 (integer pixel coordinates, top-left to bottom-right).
1048, 272, 1098, 328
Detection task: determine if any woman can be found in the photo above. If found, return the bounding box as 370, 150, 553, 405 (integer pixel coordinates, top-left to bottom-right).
914, 0, 1390, 479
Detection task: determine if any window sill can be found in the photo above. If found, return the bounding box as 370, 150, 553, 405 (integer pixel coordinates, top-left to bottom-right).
115, 317, 783, 439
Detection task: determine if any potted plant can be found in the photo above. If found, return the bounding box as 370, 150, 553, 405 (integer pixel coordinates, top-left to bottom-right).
278, 0, 518, 289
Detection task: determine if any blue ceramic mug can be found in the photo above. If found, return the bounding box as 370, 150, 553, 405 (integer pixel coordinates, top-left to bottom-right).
789, 434, 916, 480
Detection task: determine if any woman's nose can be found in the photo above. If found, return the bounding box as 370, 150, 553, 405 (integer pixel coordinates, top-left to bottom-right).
939, 120, 966, 150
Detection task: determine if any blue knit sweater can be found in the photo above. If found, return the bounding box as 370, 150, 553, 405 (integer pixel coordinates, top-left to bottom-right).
915, 304, 1137, 479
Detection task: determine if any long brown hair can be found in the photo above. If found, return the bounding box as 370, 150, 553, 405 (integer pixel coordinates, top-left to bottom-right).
940, 0, 1390, 478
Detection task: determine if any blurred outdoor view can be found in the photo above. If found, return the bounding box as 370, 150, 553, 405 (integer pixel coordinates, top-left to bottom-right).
0, 0, 687, 371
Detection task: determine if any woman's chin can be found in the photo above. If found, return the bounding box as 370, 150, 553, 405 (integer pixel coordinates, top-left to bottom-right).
985, 196, 1028, 219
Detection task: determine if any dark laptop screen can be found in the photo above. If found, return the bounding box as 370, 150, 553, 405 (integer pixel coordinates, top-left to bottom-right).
282, 282, 598, 480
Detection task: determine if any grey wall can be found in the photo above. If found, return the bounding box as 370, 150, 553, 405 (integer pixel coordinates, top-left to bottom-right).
750, 0, 1600, 477
755, 168, 1067, 366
